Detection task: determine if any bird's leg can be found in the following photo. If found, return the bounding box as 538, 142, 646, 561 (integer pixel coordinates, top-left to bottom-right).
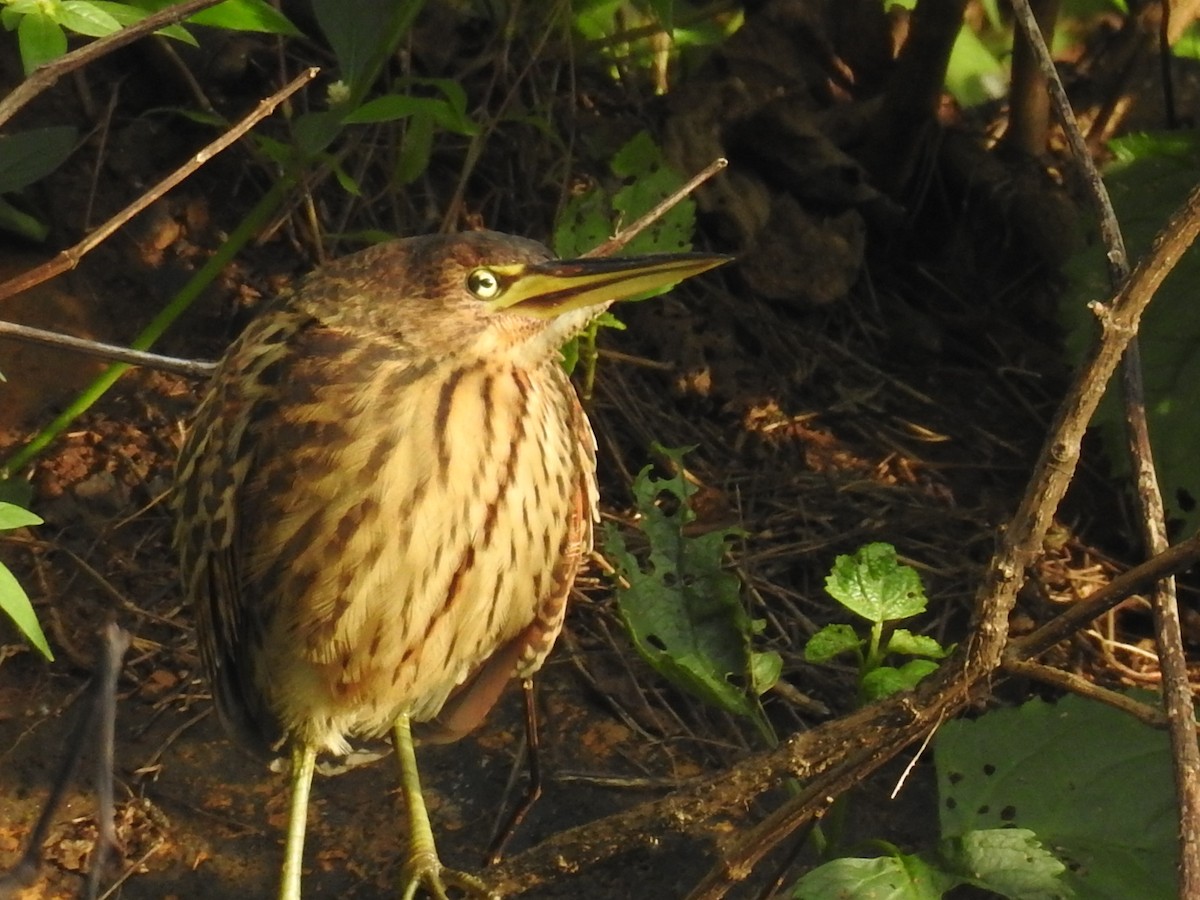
484, 678, 542, 865
393, 713, 497, 900
280, 742, 317, 900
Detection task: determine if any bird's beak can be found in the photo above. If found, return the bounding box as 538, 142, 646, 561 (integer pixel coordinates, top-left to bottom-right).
485, 252, 732, 319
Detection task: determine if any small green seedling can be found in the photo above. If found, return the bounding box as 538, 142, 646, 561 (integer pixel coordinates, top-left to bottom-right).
805, 542, 950, 702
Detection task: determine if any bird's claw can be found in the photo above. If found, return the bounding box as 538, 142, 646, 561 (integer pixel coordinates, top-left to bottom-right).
400, 852, 499, 900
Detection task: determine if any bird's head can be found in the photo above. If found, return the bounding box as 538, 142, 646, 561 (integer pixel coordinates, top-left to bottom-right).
296, 230, 731, 364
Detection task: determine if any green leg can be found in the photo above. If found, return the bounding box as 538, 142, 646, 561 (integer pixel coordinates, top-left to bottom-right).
392, 713, 496, 900
280, 742, 317, 900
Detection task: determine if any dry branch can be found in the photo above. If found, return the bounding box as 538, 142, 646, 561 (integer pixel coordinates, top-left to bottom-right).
0, 68, 319, 304
0, 0, 226, 130
1011, 0, 1200, 890
493, 175, 1200, 897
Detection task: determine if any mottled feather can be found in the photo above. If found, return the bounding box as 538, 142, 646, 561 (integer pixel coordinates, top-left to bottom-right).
173, 233, 598, 755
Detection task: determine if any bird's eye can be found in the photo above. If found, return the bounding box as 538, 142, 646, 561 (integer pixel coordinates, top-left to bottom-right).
467, 268, 502, 299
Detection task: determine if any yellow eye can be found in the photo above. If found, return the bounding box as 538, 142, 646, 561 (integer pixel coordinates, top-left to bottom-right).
467, 268, 501, 299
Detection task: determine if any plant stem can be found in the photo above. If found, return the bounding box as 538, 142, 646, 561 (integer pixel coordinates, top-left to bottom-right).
1, 179, 289, 479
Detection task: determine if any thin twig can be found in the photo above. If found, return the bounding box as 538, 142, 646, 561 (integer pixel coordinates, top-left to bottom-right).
1009, 0, 1128, 282
0, 67, 319, 304
1000, 657, 1169, 728
0, 0, 226, 130
1011, 2, 1200, 894
87, 624, 132, 900
1010, 531, 1200, 659
0, 321, 216, 378
584, 158, 727, 258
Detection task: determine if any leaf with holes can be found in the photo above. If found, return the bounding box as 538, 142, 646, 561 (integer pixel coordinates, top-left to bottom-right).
937, 694, 1176, 899
604, 446, 777, 738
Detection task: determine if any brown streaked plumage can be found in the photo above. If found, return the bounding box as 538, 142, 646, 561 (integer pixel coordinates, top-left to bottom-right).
172, 230, 729, 899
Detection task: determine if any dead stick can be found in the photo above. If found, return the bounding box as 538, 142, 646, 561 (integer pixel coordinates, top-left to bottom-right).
0, 0, 227, 130
1011, 1, 1200, 893
0, 67, 319, 304
0, 321, 215, 378
584, 158, 727, 258
1011, 531, 1200, 660
1000, 658, 1169, 728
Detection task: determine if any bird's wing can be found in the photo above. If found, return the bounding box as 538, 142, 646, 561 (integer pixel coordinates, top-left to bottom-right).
172, 307, 311, 752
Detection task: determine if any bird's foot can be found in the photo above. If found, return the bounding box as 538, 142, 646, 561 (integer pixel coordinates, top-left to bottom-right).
400, 850, 499, 900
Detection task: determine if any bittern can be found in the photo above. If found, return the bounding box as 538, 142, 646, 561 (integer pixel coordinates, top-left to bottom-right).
172, 229, 728, 899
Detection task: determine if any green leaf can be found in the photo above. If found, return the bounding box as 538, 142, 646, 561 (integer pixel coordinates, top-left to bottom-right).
251, 133, 295, 168
344, 93, 429, 123
0, 126, 78, 194
790, 853, 959, 899
312, 0, 424, 94
885, 628, 951, 659
4, 1, 45, 19
555, 188, 612, 259
559, 336, 581, 373
291, 109, 344, 159
328, 158, 362, 196
749, 649, 782, 695
0, 561, 52, 659
0, 481, 34, 508
17, 13, 67, 74
940, 829, 1072, 900
0, 195, 49, 241
393, 111, 433, 187
345, 93, 478, 136
1061, 131, 1200, 537
58, 1, 123, 37
1172, 20, 1200, 60
1107, 131, 1199, 164
945, 22, 1006, 107
90, 2, 195, 43
604, 446, 771, 736
803, 623, 862, 663
413, 78, 477, 135
187, 0, 299, 35
861, 659, 939, 701
571, 0, 624, 41
128, 0, 297, 35
609, 131, 695, 256
824, 543, 927, 624
937, 694, 1177, 899
0, 502, 42, 530
593, 310, 624, 332
424, 77, 470, 125
554, 130, 695, 261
